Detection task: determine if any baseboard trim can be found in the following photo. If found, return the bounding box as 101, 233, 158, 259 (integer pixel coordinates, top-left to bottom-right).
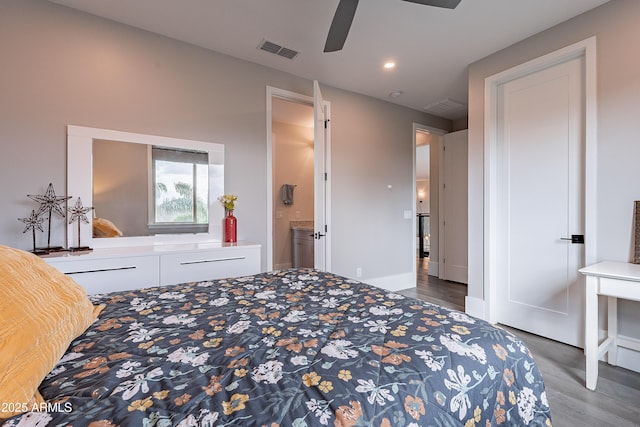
465, 296, 486, 320
366, 272, 414, 292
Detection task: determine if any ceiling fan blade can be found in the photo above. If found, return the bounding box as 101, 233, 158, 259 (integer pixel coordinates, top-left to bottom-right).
324, 0, 359, 53
402, 0, 462, 9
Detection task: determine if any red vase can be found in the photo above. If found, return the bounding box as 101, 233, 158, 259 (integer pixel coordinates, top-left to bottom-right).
224, 210, 237, 243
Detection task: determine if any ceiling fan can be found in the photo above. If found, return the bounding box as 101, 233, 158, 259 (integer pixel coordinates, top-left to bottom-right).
324, 0, 462, 52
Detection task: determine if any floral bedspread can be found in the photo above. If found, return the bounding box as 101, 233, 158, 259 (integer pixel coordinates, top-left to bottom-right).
3, 269, 552, 426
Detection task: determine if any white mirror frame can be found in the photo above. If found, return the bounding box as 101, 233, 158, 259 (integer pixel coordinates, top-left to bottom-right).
67, 125, 225, 248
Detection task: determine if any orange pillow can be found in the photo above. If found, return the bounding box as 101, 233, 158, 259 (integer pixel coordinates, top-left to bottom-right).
0, 245, 100, 419
93, 217, 123, 238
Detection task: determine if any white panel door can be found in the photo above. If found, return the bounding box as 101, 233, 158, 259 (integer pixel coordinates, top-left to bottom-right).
313, 80, 327, 270
496, 56, 585, 346
441, 130, 468, 284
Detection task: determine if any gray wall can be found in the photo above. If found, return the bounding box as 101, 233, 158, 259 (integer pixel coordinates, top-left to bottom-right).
0, 0, 451, 283
468, 0, 640, 370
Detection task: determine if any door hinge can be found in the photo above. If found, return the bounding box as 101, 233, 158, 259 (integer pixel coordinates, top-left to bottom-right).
324, 119, 329, 129
325, 224, 328, 233
324, 172, 327, 181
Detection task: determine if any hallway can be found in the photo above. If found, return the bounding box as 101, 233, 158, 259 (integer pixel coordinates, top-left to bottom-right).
397, 257, 467, 311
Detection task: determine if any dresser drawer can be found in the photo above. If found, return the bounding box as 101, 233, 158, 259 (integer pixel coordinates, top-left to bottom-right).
160, 247, 260, 285
46, 256, 160, 294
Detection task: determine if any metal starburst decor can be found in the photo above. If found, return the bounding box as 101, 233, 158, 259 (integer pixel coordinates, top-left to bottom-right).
28, 182, 71, 251
18, 209, 48, 254
68, 197, 94, 252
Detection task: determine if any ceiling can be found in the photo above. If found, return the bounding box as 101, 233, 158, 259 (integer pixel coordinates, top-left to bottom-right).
49, 0, 609, 120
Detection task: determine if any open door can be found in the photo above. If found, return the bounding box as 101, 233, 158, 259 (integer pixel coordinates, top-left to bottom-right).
313, 81, 327, 270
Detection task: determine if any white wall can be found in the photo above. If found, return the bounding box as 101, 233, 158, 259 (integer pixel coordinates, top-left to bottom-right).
0, 0, 452, 287
468, 0, 640, 371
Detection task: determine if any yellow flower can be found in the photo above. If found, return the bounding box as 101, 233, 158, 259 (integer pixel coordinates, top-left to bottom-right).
128, 397, 152, 412
203, 338, 223, 348
303, 372, 321, 386
139, 309, 153, 315
464, 419, 475, 427
451, 325, 471, 335
319, 380, 333, 393
138, 342, 153, 350
338, 369, 352, 381
474, 406, 481, 422
234, 368, 248, 377
219, 194, 238, 211
390, 329, 405, 336
153, 390, 169, 399
222, 393, 249, 415
509, 390, 516, 405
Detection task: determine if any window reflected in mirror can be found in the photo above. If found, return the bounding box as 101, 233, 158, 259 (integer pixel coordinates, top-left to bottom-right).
151, 146, 209, 233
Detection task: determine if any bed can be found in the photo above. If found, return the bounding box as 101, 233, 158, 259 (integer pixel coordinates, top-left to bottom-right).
0, 247, 552, 426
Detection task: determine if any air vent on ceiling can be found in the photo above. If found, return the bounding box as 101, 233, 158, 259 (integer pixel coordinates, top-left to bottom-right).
258, 39, 299, 60
422, 98, 467, 116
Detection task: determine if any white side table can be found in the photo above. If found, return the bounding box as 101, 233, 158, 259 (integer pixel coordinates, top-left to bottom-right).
579, 261, 640, 390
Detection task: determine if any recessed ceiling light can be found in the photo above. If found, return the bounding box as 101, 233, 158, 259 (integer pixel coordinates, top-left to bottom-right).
384, 61, 396, 69
389, 91, 403, 98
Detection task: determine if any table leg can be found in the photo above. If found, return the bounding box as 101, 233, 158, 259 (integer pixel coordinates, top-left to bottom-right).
585, 275, 598, 390
607, 296, 618, 365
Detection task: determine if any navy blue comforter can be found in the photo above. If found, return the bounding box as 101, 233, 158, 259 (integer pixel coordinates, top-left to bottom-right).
3, 269, 552, 426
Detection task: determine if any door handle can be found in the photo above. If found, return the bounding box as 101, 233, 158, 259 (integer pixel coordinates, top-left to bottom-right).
560, 234, 584, 244
314, 232, 326, 239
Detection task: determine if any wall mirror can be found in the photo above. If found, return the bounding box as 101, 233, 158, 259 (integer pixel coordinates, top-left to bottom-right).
67, 125, 224, 248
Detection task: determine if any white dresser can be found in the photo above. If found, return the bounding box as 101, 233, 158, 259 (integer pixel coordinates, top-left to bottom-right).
44, 241, 261, 294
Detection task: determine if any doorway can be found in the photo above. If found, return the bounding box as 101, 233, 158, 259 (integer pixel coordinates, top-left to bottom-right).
266, 85, 331, 272
415, 130, 432, 275
271, 97, 314, 270
413, 125, 445, 281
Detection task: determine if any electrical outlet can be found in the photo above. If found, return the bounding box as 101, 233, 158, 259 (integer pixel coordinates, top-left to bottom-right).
356, 267, 362, 278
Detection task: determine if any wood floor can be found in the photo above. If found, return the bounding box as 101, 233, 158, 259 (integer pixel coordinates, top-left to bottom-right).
398, 257, 640, 427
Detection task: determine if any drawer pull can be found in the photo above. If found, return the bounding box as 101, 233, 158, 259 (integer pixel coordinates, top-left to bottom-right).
66, 266, 137, 275
180, 256, 246, 265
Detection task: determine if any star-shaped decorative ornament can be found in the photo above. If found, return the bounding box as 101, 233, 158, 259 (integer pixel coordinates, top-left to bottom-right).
27, 183, 71, 250
19, 209, 45, 233
28, 182, 71, 218
68, 197, 93, 225
18, 209, 48, 254
68, 197, 94, 252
